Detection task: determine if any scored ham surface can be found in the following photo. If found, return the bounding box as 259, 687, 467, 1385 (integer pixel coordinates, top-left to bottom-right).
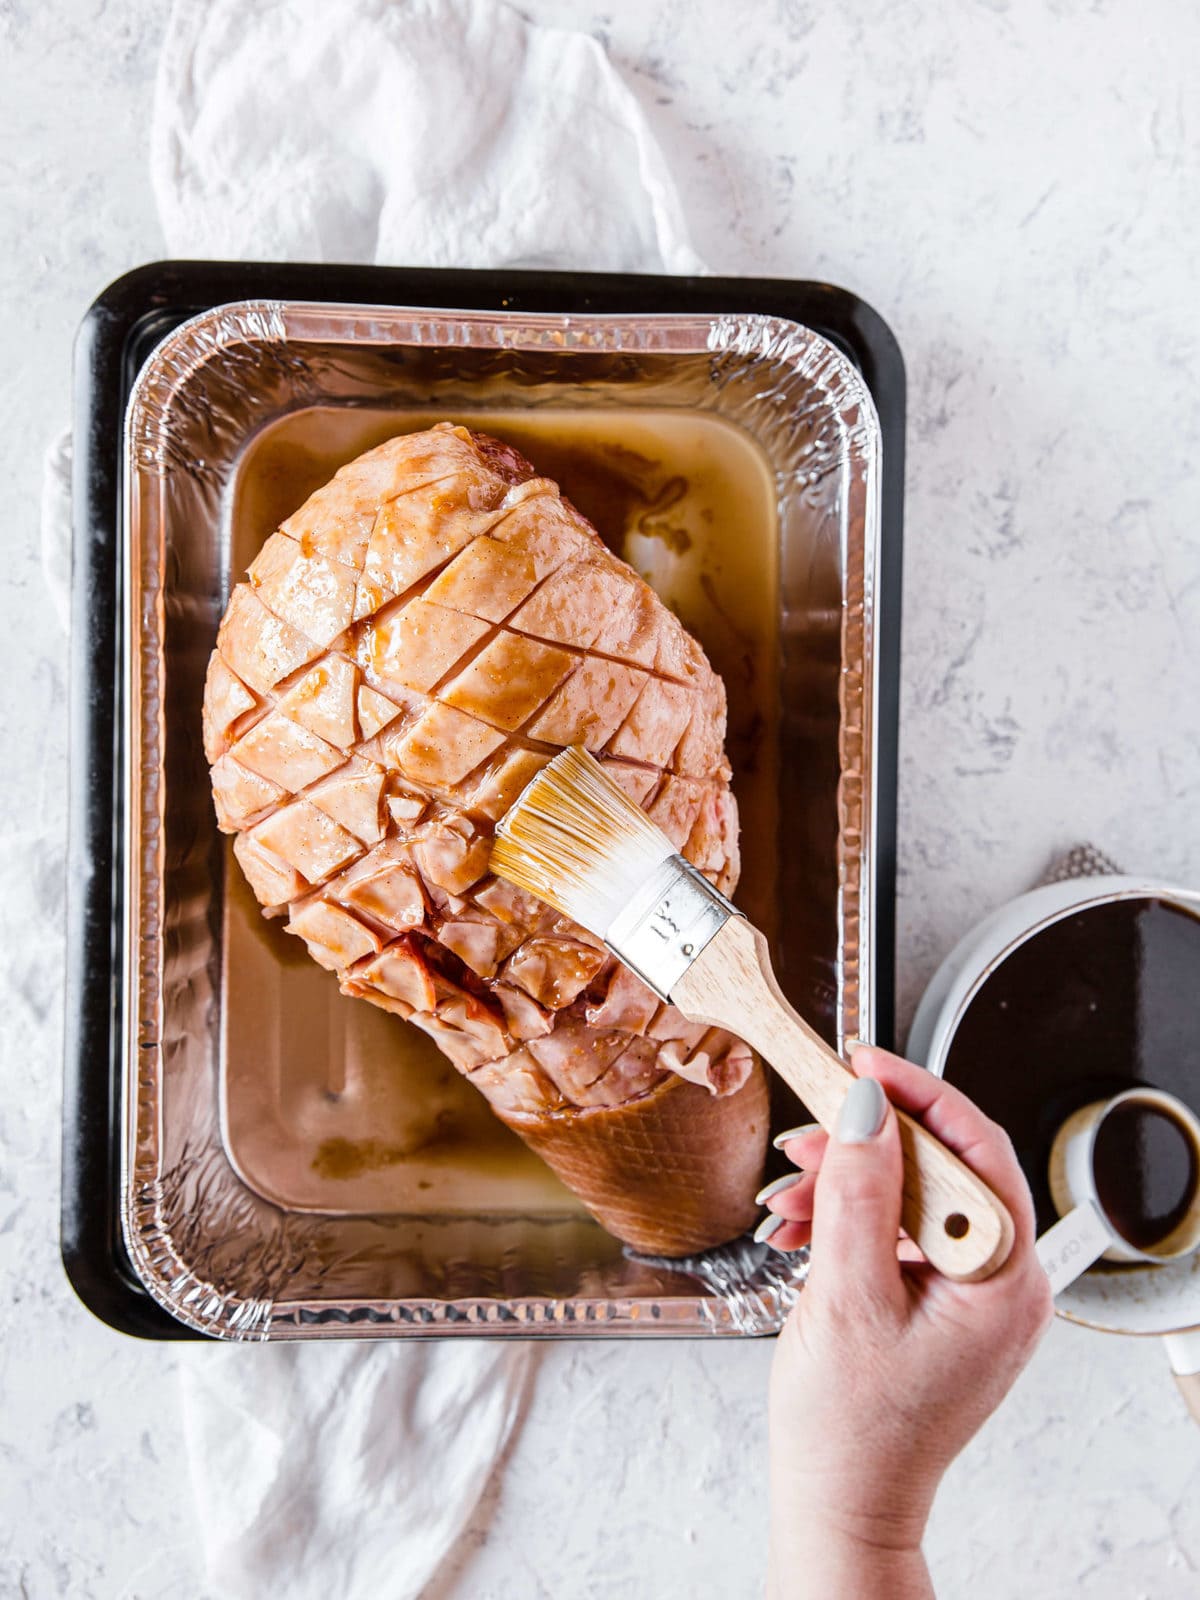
204, 423, 767, 1254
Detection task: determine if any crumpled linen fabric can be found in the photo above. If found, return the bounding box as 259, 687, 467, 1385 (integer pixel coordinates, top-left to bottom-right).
180, 1338, 534, 1599
150, 0, 704, 273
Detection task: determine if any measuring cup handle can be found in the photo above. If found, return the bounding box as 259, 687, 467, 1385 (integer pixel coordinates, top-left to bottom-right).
1164, 1330, 1200, 1426
1035, 1201, 1111, 1295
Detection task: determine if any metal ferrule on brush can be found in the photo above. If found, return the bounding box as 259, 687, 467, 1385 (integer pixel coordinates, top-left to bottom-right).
605, 856, 740, 1002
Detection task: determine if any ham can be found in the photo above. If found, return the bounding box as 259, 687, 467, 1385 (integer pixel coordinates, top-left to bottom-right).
205, 423, 765, 1254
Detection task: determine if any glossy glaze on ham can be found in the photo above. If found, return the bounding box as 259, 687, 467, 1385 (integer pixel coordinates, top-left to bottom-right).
204, 423, 767, 1253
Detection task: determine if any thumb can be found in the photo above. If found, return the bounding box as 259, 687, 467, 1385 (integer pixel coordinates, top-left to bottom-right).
808, 1075, 905, 1303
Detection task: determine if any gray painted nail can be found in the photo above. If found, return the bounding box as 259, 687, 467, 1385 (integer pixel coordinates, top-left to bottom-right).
772, 1121, 821, 1150
844, 1036, 877, 1062
836, 1077, 888, 1144
755, 1173, 804, 1205
753, 1211, 785, 1245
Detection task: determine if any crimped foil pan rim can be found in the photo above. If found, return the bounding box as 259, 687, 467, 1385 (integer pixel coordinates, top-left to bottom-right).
122, 301, 881, 1339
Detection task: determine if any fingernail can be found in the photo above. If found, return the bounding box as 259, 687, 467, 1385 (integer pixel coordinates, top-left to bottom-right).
755, 1173, 803, 1205
753, 1212, 785, 1245
836, 1077, 887, 1143
772, 1121, 821, 1150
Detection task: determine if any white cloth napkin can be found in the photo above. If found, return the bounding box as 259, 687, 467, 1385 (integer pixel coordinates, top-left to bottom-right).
181, 1338, 534, 1599
151, 0, 703, 273
35, 3, 700, 1596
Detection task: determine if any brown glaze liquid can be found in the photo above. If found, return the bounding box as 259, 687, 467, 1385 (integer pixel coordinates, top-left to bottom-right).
944, 896, 1200, 1246
1092, 1102, 1199, 1251
224, 407, 780, 1213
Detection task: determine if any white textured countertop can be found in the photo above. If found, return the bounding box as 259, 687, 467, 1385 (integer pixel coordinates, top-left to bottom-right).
3, 1, 1199, 1595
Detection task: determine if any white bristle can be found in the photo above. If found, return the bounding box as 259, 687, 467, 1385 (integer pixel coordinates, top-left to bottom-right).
491, 746, 676, 938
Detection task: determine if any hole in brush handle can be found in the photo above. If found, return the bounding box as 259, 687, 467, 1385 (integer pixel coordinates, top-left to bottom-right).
898, 1111, 1015, 1279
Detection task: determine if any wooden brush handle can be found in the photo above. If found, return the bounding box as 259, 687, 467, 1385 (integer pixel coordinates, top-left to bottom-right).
672, 918, 1015, 1283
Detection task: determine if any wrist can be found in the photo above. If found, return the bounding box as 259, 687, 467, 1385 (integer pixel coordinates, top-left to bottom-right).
788, 1500, 931, 1554
771, 1467, 935, 1555
769, 1480, 934, 1593
768, 1523, 933, 1600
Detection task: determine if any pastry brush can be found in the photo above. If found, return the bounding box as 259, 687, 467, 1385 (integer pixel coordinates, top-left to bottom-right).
493, 746, 1014, 1283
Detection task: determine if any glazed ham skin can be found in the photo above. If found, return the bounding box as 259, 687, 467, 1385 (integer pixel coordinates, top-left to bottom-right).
204, 424, 767, 1254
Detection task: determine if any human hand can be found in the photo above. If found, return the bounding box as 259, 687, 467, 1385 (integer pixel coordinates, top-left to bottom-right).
764, 1046, 1053, 1599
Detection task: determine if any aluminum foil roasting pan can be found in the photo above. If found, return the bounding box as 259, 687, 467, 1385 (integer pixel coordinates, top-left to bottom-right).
111, 291, 892, 1340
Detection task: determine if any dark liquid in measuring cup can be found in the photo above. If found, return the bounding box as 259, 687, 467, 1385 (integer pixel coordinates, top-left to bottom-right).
1092, 1100, 1199, 1251
943, 896, 1200, 1244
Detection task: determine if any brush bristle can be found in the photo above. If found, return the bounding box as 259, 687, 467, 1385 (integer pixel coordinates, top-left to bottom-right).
491, 746, 675, 938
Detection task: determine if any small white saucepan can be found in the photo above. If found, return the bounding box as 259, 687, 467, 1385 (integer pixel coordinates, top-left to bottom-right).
908, 876, 1200, 1422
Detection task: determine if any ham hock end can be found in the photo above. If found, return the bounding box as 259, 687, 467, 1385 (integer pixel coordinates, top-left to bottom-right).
204, 422, 768, 1255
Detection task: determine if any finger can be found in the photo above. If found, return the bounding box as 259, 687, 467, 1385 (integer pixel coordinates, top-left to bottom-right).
762, 1171, 817, 1223
850, 1046, 1037, 1244
776, 1129, 829, 1172
767, 1219, 811, 1254
808, 1076, 906, 1309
